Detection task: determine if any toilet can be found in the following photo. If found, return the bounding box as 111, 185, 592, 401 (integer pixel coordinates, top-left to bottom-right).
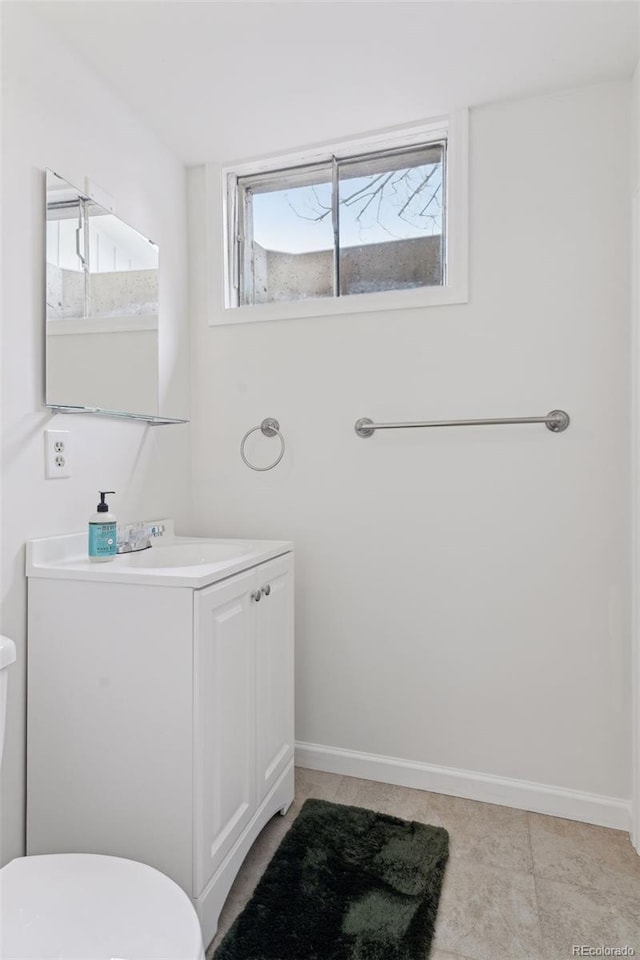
0, 635, 205, 960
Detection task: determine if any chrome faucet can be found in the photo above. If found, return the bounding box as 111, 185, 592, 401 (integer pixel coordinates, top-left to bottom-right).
117, 522, 165, 554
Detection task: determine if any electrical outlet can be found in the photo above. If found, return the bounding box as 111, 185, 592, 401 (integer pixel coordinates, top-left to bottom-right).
45, 429, 71, 479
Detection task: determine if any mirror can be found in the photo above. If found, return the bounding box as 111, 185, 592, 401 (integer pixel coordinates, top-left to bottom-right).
45, 169, 184, 423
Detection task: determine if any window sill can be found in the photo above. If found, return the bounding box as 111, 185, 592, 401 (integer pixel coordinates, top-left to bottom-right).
209, 283, 467, 327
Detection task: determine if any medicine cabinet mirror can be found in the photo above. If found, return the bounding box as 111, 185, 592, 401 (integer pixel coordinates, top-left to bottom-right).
45, 169, 186, 424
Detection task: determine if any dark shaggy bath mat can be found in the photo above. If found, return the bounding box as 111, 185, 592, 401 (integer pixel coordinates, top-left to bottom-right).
214, 797, 449, 960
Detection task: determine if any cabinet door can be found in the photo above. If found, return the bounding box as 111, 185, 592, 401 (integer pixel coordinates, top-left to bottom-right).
194, 570, 255, 896
255, 554, 295, 805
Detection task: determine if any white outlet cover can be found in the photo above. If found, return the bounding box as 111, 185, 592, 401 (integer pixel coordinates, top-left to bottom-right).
45, 429, 71, 479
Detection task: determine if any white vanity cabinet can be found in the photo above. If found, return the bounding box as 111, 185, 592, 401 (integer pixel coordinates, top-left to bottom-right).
26, 534, 294, 948
194, 554, 294, 900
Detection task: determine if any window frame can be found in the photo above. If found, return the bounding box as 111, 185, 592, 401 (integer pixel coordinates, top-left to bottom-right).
207, 110, 468, 326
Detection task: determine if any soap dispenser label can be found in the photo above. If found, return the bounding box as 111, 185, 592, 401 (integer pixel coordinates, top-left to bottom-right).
89, 522, 117, 557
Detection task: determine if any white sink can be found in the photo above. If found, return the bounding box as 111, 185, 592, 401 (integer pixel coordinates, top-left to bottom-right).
26, 523, 293, 588
118, 540, 255, 568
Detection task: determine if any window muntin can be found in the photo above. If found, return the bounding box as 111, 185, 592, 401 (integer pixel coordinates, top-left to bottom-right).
233, 140, 446, 308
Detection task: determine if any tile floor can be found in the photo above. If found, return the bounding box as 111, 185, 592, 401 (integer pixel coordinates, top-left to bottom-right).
206, 767, 640, 960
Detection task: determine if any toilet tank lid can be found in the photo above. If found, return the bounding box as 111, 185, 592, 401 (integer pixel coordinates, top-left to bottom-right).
0, 636, 16, 670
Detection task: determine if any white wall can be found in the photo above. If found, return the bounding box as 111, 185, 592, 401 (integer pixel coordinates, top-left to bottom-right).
190, 82, 632, 809
0, 4, 190, 865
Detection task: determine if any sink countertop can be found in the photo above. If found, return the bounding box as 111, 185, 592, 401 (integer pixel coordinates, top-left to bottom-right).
26, 522, 293, 588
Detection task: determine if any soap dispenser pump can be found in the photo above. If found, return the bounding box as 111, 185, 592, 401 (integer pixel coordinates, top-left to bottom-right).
88, 491, 117, 562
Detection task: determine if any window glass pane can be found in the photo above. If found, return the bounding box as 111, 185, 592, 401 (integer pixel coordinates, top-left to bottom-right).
241, 166, 334, 304
338, 144, 445, 296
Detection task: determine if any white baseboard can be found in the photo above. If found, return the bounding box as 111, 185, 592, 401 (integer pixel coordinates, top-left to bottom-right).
295, 741, 631, 832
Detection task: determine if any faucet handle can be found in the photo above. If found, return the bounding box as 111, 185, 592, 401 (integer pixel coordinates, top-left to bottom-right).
116, 521, 165, 554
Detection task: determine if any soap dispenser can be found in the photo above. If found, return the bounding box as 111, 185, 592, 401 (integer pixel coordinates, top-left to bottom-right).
88, 491, 117, 562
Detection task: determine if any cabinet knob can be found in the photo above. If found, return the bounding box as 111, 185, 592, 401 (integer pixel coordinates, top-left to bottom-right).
261, 584, 271, 597
251, 591, 262, 602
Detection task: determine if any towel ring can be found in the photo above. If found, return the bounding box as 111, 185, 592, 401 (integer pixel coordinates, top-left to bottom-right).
240, 418, 285, 472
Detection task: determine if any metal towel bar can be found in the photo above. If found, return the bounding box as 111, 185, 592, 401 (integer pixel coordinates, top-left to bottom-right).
354, 409, 570, 438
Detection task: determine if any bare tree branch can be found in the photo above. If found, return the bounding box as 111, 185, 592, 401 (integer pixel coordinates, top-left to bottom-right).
287, 201, 331, 223
397, 166, 439, 218
352, 173, 395, 222
340, 172, 387, 205
418, 185, 442, 218
286, 159, 443, 237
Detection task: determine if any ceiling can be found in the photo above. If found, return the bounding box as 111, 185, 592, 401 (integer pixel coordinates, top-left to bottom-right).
25, 1, 640, 165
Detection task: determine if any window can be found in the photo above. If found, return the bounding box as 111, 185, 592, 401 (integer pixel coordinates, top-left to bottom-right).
214, 113, 467, 324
